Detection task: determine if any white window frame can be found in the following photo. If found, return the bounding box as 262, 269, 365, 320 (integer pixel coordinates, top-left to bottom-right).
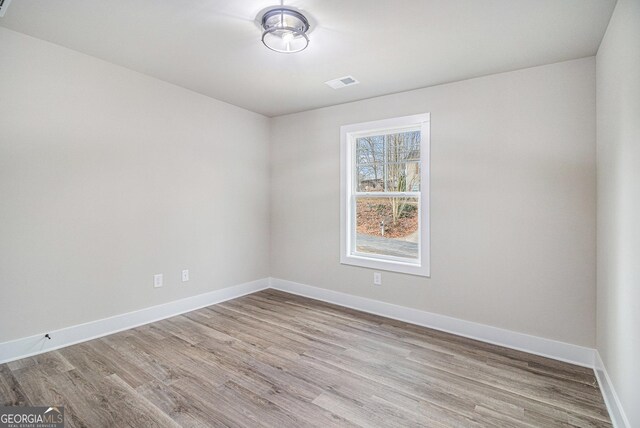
340, 113, 430, 277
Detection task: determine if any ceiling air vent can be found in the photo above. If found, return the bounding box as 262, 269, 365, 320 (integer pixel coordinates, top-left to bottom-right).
325, 75, 360, 89
0, 0, 13, 18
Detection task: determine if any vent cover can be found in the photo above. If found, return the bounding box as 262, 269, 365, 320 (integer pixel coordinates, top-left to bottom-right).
0, 0, 13, 18
325, 75, 360, 89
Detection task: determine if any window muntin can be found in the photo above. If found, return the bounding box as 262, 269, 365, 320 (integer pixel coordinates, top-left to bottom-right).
340, 114, 430, 277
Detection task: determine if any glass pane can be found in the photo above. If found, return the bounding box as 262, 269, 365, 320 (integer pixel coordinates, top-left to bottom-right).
386, 131, 420, 162
385, 161, 420, 192
356, 136, 385, 165
355, 197, 419, 260
357, 163, 384, 192
355, 130, 421, 193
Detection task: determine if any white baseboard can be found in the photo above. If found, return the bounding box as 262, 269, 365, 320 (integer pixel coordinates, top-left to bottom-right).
594, 351, 631, 428
269, 277, 596, 368
1, 276, 626, 426
0, 276, 596, 369
0, 278, 270, 364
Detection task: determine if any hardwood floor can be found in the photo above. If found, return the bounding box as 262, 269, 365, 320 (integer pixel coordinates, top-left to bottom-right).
0, 290, 611, 427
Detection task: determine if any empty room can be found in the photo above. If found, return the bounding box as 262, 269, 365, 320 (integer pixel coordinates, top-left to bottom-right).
0, 0, 638, 427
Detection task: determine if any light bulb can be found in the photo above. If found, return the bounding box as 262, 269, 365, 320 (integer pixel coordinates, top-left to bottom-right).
282, 32, 294, 51
282, 32, 294, 43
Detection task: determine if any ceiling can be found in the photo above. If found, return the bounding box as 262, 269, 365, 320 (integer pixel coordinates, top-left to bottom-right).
0, 0, 616, 117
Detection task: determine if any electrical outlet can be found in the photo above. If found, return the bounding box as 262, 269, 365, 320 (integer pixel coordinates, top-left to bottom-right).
154, 274, 163, 288
373, 272, 382, 285
181, 269, 189, 282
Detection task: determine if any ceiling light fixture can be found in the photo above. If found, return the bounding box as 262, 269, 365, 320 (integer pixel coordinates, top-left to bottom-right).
260, 7, 310, 53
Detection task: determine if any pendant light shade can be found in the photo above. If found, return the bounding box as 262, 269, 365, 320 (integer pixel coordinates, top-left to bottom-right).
261, 7, 310, 53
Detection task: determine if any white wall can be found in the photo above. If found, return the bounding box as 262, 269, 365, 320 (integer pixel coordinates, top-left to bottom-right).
271, 58, 597, 347
0, 28, 270, 343
0, 24, 601, 355
596, 0, 640, 426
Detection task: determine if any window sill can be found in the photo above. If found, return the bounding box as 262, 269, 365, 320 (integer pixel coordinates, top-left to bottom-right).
340, 253, 430, 277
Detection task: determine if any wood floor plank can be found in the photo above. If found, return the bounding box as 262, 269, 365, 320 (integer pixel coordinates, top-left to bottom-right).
97, 373, 181, 428
136, 380, 212, 428
0, 289, 611, 427
59, 340, 157, 389
238, 292, 603, 405
0, 365, 29, 406
262, 290, 601, 391
303, 341, 610, 426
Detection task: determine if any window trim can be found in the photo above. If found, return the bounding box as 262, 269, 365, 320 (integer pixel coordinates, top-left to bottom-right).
340, 113, 431, 277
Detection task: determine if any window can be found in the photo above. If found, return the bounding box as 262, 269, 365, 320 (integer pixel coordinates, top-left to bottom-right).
340, 113, 430, 276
